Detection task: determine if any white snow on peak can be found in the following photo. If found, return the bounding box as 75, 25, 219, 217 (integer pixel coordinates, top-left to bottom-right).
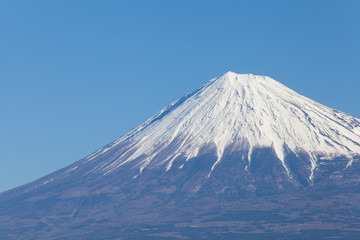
95, 72, 360, 179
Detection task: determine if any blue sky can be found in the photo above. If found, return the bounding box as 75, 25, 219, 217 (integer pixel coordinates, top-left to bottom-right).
1, 0, 359, 192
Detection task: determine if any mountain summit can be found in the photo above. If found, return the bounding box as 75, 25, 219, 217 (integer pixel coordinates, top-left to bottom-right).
89, 71, 360, 180
1, 72, 360, 239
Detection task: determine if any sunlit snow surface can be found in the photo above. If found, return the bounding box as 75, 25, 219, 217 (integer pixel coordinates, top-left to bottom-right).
85, 72, 360, 180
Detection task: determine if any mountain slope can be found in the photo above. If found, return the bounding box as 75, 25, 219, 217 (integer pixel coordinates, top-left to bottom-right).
1, 72, 360, 240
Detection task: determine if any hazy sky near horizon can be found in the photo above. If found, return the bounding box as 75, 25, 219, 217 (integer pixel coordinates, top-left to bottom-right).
1, 0, 359, 192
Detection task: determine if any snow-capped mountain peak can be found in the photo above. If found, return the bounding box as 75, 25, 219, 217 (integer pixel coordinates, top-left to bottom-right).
87, 72, 360, 180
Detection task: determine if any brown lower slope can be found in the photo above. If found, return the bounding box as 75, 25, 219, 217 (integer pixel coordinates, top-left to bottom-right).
1, 148, 360, 240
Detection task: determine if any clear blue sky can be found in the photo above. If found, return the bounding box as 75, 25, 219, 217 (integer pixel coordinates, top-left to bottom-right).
1, 0, 359, 192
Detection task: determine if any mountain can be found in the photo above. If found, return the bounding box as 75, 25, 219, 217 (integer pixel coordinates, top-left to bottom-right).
1, 72, 360, 239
